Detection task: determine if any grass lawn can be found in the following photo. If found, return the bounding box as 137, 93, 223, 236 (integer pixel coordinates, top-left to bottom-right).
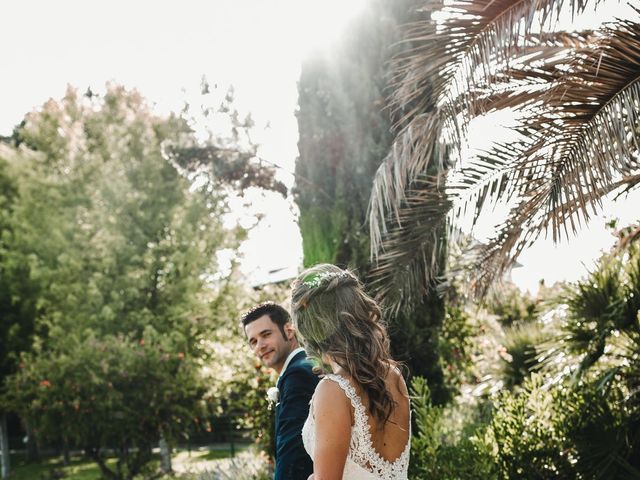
9, 454, 119, 480
8, 445, 251, 480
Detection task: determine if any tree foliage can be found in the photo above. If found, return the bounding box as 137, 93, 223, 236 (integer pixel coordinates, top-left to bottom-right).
409, 238, 640, 477
0, 157, 39, 385
5, 330, 205, 479
295, 0, 405, 268
370, 0, 640, 298
295, 0, 449, 399
0, 84, 275, 479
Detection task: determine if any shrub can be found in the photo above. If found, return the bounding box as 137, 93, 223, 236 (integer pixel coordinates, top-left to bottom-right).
409, 377, 498, 480
488, 372, 640, 479
4, 328, 207, 479
439, 306, 477, 394
486, 283, 538, 328
499, 321, 549, 389
488, 374, 575, 479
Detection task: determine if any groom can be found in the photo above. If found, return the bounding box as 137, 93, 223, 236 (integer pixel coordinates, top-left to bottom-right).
242, 302, 319, 480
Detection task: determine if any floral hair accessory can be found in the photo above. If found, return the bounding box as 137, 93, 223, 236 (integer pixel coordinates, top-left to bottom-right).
301, 271, 349, 288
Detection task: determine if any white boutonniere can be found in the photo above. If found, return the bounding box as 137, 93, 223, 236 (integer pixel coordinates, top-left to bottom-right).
267, 386, 280, 409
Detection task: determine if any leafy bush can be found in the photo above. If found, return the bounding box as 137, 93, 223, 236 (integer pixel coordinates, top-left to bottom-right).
488, 374, 575, 479
562, 377, 640, 479
409, 377, 497, 480
4, 328, 206, 479
439, 306, 477, 393
499, 322, 549, 389
486, 283, 538, 328
488, 372, 640, 479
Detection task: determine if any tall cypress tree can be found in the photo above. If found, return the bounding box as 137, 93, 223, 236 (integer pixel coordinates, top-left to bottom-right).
295, 0, 448, 402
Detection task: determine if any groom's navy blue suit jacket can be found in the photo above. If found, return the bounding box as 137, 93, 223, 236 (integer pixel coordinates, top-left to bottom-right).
274, 350, 319, 480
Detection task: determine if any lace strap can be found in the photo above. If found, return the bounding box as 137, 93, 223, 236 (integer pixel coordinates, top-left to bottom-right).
322, 374, 411, 478
322, 374, 367, 427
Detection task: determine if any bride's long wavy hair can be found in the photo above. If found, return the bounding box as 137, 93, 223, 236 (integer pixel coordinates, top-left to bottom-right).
291, 263, 398, 425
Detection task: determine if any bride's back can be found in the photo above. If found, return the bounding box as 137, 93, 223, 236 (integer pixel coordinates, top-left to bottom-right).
358, 368, 410, 463
293, 263, 412, 478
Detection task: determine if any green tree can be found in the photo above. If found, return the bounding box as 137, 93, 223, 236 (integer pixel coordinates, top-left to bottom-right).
295, 1, 398, 268
5, 330, 206, 479
0, 85, 275, 479
295, 0, 449, 400
485, 239, 640, 478
0, 147, 46, 473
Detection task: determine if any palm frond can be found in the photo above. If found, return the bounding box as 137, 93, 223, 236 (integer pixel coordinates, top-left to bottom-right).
519, 18, 640, 240
472, 30, 595, 111
468, 18, 640, 289
409, 30, 593, 234
371, 9, 594, 261
473, 173, 640, 293
448, 139, 532, 229
537, 243, 640, 394
368, 176, 451, 314
372, 1, 639, 303
391, 0, 601, 127
369, 113, 447, 258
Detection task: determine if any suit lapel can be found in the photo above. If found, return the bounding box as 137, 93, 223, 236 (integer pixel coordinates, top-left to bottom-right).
276, 350, 305, 389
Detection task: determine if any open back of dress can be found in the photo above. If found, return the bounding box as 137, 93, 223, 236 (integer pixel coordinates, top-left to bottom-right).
302, 374, 410, 480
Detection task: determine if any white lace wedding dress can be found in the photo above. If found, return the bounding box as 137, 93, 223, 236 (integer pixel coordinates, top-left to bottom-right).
302, 374, 410, 480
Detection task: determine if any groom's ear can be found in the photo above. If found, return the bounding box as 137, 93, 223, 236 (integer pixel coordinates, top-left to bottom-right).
284, 322, 295, 341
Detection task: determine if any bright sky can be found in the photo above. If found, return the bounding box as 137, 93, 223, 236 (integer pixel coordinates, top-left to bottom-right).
1, 0, 367, 286
464, 108, 640, 293
1, 0, 637, 293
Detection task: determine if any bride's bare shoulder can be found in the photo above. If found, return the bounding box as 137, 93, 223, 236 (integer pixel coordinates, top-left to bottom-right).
313, 376, 352, 420
387, 364, 409, 398
316, 375, 351, 397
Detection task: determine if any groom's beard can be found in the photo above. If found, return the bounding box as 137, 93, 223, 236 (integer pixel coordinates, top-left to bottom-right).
261, 338, 294, 370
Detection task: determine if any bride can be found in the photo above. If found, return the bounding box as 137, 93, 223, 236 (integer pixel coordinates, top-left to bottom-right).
291, 264, 411, 480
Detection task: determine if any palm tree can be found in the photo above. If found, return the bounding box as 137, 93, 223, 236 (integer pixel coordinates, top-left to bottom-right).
533, 240, 640, 476
369, 0, 640, 308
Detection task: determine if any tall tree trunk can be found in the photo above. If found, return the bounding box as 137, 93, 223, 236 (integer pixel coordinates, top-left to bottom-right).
159, 436, 172, 474
62, 436, 70, 466
90, 447, 119, 480
25, 422, 39, 462
0, 414, 9, 479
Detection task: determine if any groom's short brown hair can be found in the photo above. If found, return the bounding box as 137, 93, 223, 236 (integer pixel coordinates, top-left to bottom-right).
241, 302, 290, 338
